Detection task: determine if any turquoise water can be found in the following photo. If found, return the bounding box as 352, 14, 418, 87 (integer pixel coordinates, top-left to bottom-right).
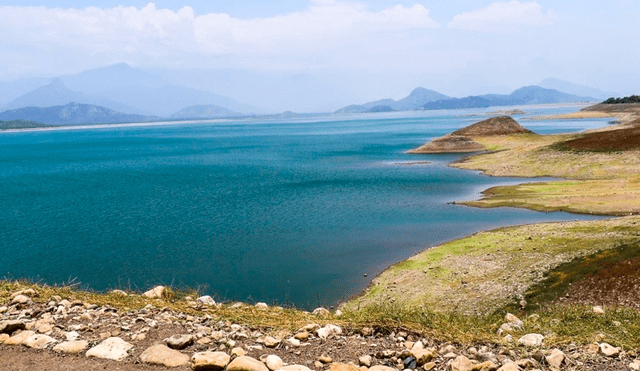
0, 108, 608, 309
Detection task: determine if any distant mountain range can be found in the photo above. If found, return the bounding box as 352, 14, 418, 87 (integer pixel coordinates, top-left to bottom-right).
0, 63, 261, 117
336, 88, 449, 113
337, 85, 596, 113
538, 78, 618, 100
171, 105, 241, 119
0, 102, 157, 125
423, 86, 595, 110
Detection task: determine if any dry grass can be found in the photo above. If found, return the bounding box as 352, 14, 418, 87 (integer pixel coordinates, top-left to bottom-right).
345, 217, 640, 315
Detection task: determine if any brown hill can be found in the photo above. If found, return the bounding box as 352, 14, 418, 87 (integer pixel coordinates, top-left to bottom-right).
451, 116, 533, 136
407, 134, 485, 154
582, 103, 640, 114
559, 126, 640, 151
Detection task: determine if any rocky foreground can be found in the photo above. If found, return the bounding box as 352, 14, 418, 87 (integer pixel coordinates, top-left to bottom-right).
0, 286, 638, 371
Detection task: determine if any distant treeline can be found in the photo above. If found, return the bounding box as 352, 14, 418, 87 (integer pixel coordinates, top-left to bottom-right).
603, 95, 640, 104
0, 119, 52, 130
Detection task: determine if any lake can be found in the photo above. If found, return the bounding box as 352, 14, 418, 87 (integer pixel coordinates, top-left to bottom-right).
0, 106, 608, 309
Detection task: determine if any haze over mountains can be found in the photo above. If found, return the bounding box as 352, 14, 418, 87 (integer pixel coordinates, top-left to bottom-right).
0, 62, 616, 127
336, 86, 596, 113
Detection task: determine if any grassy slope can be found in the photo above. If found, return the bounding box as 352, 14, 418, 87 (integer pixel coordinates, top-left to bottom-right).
452, 133, 640, 215
347, 217, 640, 315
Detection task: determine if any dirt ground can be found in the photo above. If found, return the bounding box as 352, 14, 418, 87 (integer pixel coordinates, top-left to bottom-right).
560, 125, 640, 151
558, 257, 640, 310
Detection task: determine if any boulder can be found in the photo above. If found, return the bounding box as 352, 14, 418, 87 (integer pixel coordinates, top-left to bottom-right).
329, 364, 359, 371
10, 294, 30, 305
279, 366, 312, 371
191, 351, 231, 371
5, 330, 36, 345
599, 343, 620, 357
165, 334, 195, 350
312, 307, 331, 316
496, 364, 520, 371
227, 356, 269, 371
53, 340, 89, 354
470, 361, 498, 371
369, 366, 397, 371
143, 286, 166, 299
450, 355, 474, 371
593, 306, 605, 314
197, 295, 216, 305
86, 337, 134, 361
23, 334, 57, 349
255, 303, 269, 310
316, 324, 342, 339
546, 349, 564, 369
517, 334, 544, 347
359, 355, 373, 367
264, 336, 280, 348
140, 344, 190, 367
265, 355, 283, 371
412, 348, 435, 365
110, 289, 128, 296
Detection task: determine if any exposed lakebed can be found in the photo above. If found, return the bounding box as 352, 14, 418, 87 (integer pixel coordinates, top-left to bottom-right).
0, 106, 608, 309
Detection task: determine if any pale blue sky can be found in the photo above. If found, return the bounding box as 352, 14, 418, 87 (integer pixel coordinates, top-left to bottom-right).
1, 1, 638, 101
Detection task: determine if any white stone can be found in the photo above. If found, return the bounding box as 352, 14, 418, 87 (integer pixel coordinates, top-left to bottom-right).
53, 340, 89, 354
143, 286, 166, 299
140, 344, 190, 367
66, 331, 80, 341
264, 336, 280, 348
518, 333, 544, 347
86, 337, 134, 361
593, 306, 605, 314
316, 324, 342, 339
197, 295, 216, 305
599, 343, 620, 357
505, 313, 524, 329
286, 337, 301, 347
546, 349, 565, 369
278, 366, 312, 371
23, 334, 57, 349
11, 295, 30, 305
255, 302, 269, 310
312, 307, 331, 316
165, 334, 194, 350
496, 363, 520, 371
266, 355, 283, 371
110, 289, 128, 296
5, 330, 36, 345
227, 356, 269, 371
191, 351, 230, 371
359, 355, 373, 367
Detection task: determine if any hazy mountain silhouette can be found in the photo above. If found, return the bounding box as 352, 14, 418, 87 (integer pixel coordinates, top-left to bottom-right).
336, 87, 449, 113
0, 102, 156, 125
2, 78, 140, 114
539, 78, 618, 100
171, 104, 242, 119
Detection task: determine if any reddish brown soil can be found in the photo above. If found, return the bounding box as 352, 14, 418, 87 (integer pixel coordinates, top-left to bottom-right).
557, 257, 640, 309
560, 126, 640, 151
451, 116, 533, 136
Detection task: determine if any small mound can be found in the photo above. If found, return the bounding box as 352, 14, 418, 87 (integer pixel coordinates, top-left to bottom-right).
452, 116, 533, 136
560, 126, 640, 151
407, 135, 485, 154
